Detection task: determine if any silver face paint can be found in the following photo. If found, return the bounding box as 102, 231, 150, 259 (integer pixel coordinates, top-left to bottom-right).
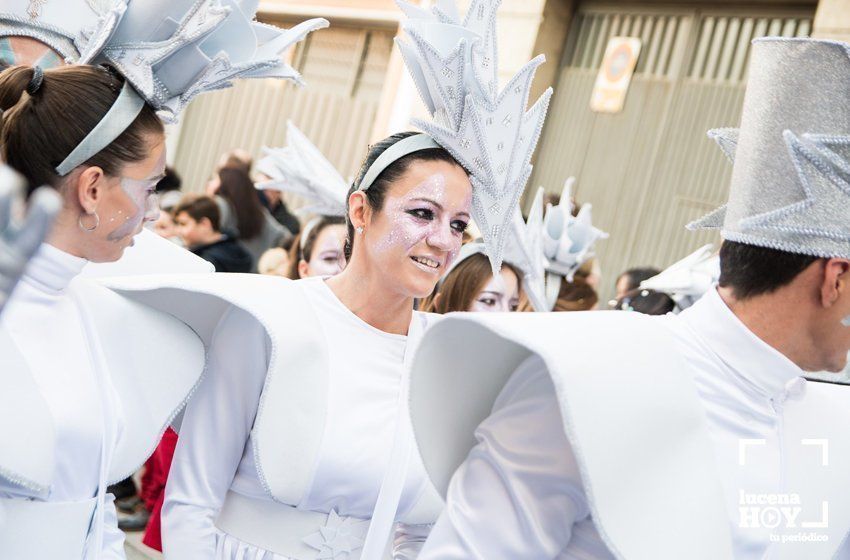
106, 175, 161, 241
373, 173, 470, 274
106, 150, 166, 242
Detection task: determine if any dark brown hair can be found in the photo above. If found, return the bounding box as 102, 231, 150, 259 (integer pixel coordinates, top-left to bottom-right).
0, 65, 163, 195
174, 194, 222, 232
614, 288, 675, 315
287, 215, 345, 279
217, 166, 265, 241
718, 240, 820, 300
422, 252, 523, 313
554, 276, 599, 312
218, 149, 253, 175
345, 131, 464, 261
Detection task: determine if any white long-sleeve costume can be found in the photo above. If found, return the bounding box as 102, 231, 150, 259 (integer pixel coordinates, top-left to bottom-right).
407, 290, 850, 559
97, 273, 443, 560
0, 239, 206, 559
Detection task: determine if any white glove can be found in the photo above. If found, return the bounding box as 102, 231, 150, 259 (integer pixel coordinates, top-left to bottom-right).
0, 166, 61, 313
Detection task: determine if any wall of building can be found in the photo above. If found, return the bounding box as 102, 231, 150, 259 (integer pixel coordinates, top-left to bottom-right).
813, 0, 850, 39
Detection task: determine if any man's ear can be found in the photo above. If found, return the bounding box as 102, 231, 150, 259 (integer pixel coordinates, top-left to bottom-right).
820, 258, 850, 308
73, 166, 108, 214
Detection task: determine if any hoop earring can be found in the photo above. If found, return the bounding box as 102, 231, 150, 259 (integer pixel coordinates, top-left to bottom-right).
78, 212, 99, 232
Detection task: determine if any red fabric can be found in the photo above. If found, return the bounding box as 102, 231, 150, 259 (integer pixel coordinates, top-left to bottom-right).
142, 428, 178, 552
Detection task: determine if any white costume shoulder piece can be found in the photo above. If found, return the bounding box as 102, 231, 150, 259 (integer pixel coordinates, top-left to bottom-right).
409, 307, 850, 559
0, 267, 206, 492
103, 273, 444, 517
408, 310, 734, 559
0, 243, 207, 559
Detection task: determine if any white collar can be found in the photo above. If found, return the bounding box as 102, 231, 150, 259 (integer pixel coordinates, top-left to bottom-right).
678, 288, 804, 402
23, 243, 87, 294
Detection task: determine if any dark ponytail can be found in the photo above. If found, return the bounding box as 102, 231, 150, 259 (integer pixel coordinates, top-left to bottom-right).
0, 65, 163, 196
344, 131, 462, 261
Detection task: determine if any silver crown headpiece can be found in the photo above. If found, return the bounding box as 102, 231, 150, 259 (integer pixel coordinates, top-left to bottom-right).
256, 121, 349, 218
396, 0, 552, 274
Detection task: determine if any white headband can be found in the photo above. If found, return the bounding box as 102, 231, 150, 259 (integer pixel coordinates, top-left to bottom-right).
55, 81, 144, 176
357, 134, 440, 192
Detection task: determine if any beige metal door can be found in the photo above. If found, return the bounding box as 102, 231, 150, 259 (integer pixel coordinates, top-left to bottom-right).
172, 23, 395, 194
530, 4, 813, 301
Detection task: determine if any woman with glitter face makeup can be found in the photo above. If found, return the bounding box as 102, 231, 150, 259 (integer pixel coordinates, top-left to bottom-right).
162, 131, 473, 559
287, 215, 347, 279
0, 65, 205, 558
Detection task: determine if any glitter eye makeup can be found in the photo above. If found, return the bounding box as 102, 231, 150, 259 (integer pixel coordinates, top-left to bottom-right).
374, 173, 471, 271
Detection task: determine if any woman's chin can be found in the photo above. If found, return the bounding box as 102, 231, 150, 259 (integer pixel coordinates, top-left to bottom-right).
405, 275, 440, 301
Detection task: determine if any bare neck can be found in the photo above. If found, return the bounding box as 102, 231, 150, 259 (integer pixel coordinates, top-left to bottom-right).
716, 285, 815, 369
326, 257, 413, 336
46, 208, 90, 259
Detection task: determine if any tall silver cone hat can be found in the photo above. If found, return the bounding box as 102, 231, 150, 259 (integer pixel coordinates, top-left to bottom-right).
688, 38, 850, 260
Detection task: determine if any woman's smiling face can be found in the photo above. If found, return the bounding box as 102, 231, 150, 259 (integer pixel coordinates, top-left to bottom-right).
360, 159, 472, 298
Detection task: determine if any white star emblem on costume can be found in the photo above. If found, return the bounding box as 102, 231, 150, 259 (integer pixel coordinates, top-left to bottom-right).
302, 510, 369, 559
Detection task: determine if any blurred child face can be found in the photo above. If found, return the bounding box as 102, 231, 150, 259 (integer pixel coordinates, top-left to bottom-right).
153, 210, 177, 240
175, 211, 213, 247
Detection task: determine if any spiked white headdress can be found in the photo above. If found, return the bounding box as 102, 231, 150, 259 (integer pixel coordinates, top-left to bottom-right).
538, 178, 608, 310
504, 188, 547, 311
256, 121, 349, 218
504, 179, 607, 312
0, 0, 126, 64
395, 0, 552, 273
688, 38, 850, 260
2, 1, 328, 176
639, 244, 719, 312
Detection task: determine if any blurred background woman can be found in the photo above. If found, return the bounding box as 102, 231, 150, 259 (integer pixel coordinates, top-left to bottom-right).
423, 244, 523, 313
216, 166, 292, 272
287, 215, 346, 279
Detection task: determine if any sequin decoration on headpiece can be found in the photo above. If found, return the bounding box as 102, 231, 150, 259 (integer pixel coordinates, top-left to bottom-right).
639, 244, 719, 312
41, 0, 328, 176
255, 121, 349, 218
688, 38, 850, 260
0, 0, 127, 66
395, 0, 553, 274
